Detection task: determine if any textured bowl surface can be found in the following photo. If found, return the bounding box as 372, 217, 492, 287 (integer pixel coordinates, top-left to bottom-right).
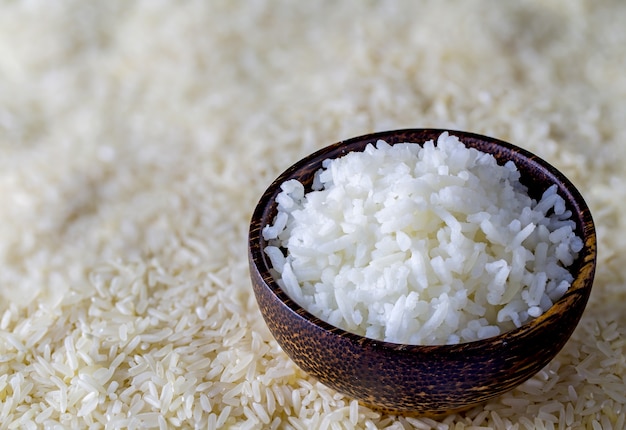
248, 129, 596, 415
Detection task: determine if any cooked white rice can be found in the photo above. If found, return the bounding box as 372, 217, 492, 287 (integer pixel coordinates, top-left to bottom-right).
263, 132, 582, 344
1, 1, 624, 428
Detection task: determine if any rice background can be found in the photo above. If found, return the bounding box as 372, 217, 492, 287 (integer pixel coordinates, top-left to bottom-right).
0, 1, 625, 429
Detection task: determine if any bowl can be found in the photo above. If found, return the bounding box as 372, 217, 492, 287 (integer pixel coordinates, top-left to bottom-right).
248, 129, 596, 415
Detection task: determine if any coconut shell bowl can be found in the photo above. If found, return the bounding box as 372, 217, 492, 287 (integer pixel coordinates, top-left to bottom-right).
248, 129, 596, 416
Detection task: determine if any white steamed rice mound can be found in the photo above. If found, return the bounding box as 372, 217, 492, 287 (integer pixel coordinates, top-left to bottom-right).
263, 132, 583, 345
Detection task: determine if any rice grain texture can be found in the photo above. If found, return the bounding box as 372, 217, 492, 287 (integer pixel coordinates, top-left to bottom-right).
264, 133, 581, 345
1, 1, 625, 428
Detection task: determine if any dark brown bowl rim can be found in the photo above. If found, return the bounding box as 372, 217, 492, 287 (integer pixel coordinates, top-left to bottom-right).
249, 128, 597, 354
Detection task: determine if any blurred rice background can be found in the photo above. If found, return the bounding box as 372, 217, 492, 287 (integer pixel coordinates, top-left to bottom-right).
0, 1, 625, 428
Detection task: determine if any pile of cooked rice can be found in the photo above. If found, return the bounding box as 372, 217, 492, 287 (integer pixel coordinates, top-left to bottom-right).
1, 1, 624, 428
263, 132, 582, 345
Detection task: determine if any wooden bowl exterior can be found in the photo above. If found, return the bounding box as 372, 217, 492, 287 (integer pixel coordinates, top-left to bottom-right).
248, 129, 596, 415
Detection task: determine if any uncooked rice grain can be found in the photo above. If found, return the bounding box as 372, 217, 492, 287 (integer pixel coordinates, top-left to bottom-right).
1, 1, 625, 429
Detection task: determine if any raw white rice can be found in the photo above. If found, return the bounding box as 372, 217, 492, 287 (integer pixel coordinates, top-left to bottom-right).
1, 1, 624, 429
264, 133, 582, 344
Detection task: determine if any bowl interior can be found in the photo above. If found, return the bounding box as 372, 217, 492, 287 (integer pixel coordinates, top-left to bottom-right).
251, 129, 596, 345
251, 129, 596, 337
